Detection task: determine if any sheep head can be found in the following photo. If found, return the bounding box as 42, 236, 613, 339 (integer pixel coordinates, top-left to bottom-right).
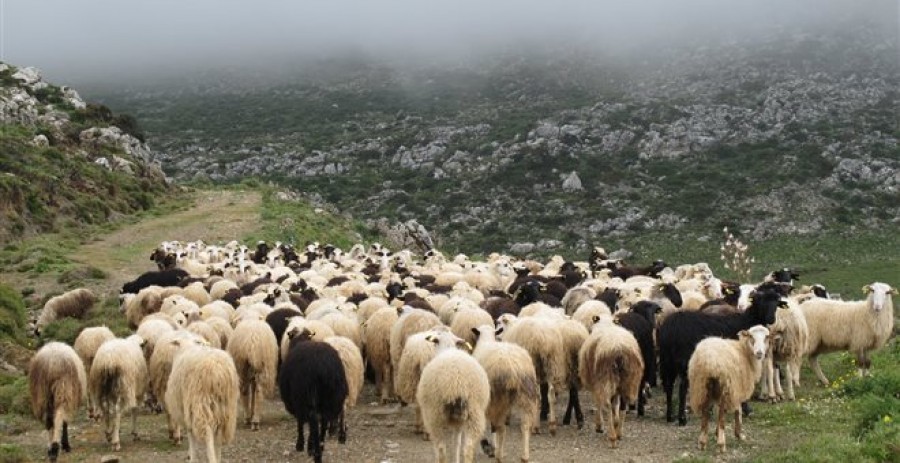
740, 325, 770, 360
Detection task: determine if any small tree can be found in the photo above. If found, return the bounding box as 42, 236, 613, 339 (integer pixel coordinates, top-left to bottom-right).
720, 227, 754, 282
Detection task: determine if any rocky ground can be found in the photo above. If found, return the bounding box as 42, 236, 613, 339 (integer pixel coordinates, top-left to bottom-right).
7, 382, 773, 463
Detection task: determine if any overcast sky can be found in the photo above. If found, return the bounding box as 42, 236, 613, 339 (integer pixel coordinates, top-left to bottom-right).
1, 0, 894, 83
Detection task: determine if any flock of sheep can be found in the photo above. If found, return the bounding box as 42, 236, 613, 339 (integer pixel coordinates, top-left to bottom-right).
25, 240, 896, 462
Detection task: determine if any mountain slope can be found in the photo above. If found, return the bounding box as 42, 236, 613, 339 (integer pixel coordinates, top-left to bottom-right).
0, 63, 170, 243
88, 19, 899, 256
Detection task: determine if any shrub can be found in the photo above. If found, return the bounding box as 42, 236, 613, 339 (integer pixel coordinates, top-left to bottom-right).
0, 285, 26, 343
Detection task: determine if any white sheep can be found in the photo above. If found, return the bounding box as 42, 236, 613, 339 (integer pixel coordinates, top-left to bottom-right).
226, 318, 279, 430
136, 318, 176, 361
319, 312, 363, 348
561, 286, 597, 315
35, 288, 97, 335
389, 307, 443, 385
73, 326, 115, 420
416, 330, 490, 463
471, 325, 538, 463
185, 320, 222, 349
28, 342, 88, 461
572, 300, 613, 331
89, 334, 148, 451
395, 327, 451, 434
800, 282, 896, 385
165, 344, 240, 463
449, 308, 494, 347
688, 326, 770, 454
578, 318, 644, 448
324, 335, 365, 410
500, 314, 568, 435
148, 330, 208, 443
759, 298, 808, 402
362, 306, 399, 403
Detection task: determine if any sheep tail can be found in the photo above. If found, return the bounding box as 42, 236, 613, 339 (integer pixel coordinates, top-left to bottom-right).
445, 397, 467, 425
45, 394, 54, 431
99, 366, 120, 404
706, 378, 721, 401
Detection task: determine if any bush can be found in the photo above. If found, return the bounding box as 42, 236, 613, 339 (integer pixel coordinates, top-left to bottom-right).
37, 318, 82, 345
0, 374, 29, 416
0, 285, 26, 343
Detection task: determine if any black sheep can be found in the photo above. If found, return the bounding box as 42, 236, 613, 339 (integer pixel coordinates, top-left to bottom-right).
266, 308, 301, 346
251, 241, 270, 265
280, 328, 349, 463
658, 289, 783, 425
121, 268, 189, 294
610, 259, 667, 280
614, 301, 661, 416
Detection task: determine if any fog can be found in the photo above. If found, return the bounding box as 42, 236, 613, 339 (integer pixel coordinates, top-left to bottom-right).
1, 0, 895, 84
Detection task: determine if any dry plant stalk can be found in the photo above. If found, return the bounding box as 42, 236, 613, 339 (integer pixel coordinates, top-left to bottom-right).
720, 227, 754, 282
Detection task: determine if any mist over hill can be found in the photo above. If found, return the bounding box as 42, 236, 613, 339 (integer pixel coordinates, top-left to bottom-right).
53, 4, 899, 256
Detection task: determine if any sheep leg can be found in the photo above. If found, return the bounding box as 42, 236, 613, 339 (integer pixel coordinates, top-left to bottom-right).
734, 409, 744, 441
431, 425, 448, 463
295, 419, 305, 452
663, 372, 675, 423
61, 421, 70, 452
856, 351, 871, 377
494, 421, 506, 463
416, 406, 426, 438
103, 403, 113, 443
338, 410, 347, 444
187, 432, 199, 463
241, 383, 251, 425
48, 409, 64, 461
520, 410, 532, 463
677, 374, 689, 426
809, 354, 830, 386
637, 381, 646, 417
131, 406, 139, 440
250, 380, 260, 431
547, 384, 558, 436
773, 365, 785, 401
697, 398, 709, 450
463, 427, 479, 463
205, 425, 218, 463
790, 358, 802, 387
715, 403, 727, 454
479, 425, 495, 458
111, 404, 122, 451
602, 400, 617, 448
783, 363, 795, 401
612, 395, 624, 446
539, 382, 549, 422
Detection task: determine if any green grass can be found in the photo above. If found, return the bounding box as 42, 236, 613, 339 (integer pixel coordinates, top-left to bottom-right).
748, 340, 900, 462
0, 285, 27, 346
243, 187, 381, 249
0, 443, 28, 463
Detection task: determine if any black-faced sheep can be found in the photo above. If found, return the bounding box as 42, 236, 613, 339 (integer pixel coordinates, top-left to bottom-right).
28, 342, 88, 462
34, 288, 97, 336
416, 330, 490, 463
578, 318, 644, 448
658, 288, 782, 425
800, 282, 896, 385
165, 344, 240, 463
689, 326, 770, 454
279, 328, 349, 463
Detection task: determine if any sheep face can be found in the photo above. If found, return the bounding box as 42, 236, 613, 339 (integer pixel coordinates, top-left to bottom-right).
811, 284, 829, 299
660, 283, 683, 307
864, 282, 896, 313
742, 326, 770, 360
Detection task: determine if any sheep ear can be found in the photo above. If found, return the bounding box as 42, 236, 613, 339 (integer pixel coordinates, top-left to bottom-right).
738, 330, 749, 337
425, 334, 437, 343
862, 285, 871, 294
471, 327, 480, 338
591, 315, 601, 323
890, 287, 899, 295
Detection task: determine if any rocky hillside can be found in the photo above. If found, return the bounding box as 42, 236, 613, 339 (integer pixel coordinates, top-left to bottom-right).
0, 64, 170, 242
89, 19, 899, 256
